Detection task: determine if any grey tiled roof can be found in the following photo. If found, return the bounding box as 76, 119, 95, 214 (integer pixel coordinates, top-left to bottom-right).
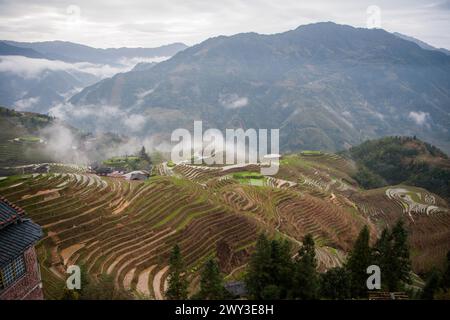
0, 197, 42, 267
0, 219, 43, 267
0, 197, 25, 229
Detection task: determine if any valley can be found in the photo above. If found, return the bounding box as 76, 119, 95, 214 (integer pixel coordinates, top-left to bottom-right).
1, 145, 448, 299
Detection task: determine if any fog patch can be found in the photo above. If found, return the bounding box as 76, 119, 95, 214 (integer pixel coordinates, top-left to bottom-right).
0, 55, 161, 80
38, 123, 89, 165
48, 102, 150, 135
408, 111, 430, 126
118, 56, 169, 67
123, 114, 147, 132
14, 97, 40, 111
219, 93, 249, 109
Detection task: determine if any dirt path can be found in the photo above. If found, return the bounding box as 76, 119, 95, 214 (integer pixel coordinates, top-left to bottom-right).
123, 268, 136, 290
136, 265, 156, 296
153, 266, 169, 300
227, 263, 247, 279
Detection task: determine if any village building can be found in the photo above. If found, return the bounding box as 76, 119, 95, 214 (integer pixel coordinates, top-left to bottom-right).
0, 197, 43, 300
123, 170, 150, 181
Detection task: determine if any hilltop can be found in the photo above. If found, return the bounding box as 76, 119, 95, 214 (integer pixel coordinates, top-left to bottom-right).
344, 136, 450, 200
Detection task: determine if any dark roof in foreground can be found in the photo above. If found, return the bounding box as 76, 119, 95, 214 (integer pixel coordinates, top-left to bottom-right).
0, 197, 43, 267
225, 281, 247, 297
0, 219, 43, 267
0, 196, 25, 229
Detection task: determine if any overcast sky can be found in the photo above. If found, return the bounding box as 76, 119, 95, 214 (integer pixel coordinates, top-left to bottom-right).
0, 0, 449, 49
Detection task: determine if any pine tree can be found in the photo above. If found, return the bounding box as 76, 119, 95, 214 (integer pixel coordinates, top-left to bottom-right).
139, 146, 151, 163
269, 238, 293, 299
389, 220, 412, 290
421, 268, 442, 300
442, 251, 450, 291
373, 228, 392, 290
290, 234, 319, 299
197, 258, 225, 300
320, 267, 352, 300
346, 226, 372, 298
245, 234, 273, 299
165, 244, 188, 300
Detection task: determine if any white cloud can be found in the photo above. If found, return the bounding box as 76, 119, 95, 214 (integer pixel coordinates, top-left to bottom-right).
14, 96, 40, 110
48, 102, 149, 134
408, 111, 430, 125
118, 56, 170, 67
219, 93, 249, 109
123, 114, 147, 132
0, 0, 448, 49
0, 55, 161, 80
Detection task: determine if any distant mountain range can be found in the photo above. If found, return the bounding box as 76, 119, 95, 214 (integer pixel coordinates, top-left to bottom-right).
0, 41, 188, 113
68, 22, 450, 153
1, 40, 188, 65
0, 42, 47, 59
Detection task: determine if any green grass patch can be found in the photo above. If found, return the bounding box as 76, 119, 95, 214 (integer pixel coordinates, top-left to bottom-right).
232, 171, 267, 186
167, 160, 175, 167
232, 171, 264, 179
16, 135, 42, 143
300, 150, 323, 156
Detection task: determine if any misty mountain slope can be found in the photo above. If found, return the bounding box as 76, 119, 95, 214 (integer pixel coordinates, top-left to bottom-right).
3, 40, 188, 65
0, 41, 189, 113
0, 42, 47, 59
69, 22, 450, 152
0, 57, 99, 113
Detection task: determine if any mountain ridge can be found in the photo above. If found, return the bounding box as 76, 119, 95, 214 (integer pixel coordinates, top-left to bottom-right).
68, 22, 450, 153
2, 40, 188, 65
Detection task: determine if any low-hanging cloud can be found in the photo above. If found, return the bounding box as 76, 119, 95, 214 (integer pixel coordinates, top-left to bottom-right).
408, 110, 430, 126
38, 122, 89, 165
219, 93, 249, 109
48, 102, 149, 135
0, 55, 166, 80
14, 96, 40, 110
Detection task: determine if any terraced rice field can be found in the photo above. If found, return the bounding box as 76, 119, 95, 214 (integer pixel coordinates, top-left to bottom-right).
350, 186, 450, 272
1, 152, 448, 298
0, 173, 260, 299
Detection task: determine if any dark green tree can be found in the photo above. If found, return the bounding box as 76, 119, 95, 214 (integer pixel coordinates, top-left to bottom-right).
139, 146, 151, 163
346, 226, 372, 298
320, 267, 352, 299
373, 221, 412, 291
165, 245, 189, 300
269, 238, 293, 298
373, 228, 392, 290
197, 258, 226, 300
81, 274, 133, 300
421, 268, 442, 300
442, 251, 450, 291
290, 234, 319, 299
388, 220, 412, 290
261, 285, 281, 300
245, 234, 273, 299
